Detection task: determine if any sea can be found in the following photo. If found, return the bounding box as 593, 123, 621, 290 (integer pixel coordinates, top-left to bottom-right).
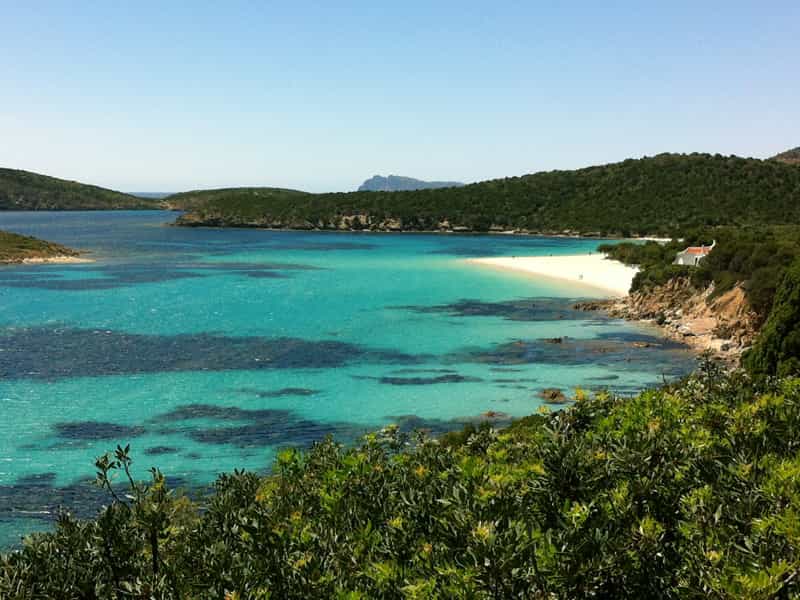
0, 211, 694, 548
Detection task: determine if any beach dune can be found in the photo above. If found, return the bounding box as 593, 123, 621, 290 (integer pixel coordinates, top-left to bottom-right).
467, 253, 638, 297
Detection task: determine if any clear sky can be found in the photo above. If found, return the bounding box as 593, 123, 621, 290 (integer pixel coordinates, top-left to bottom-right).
1, 1, 798, 193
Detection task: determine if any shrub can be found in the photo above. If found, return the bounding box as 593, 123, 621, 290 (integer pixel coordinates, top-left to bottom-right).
745, 259, 800, 378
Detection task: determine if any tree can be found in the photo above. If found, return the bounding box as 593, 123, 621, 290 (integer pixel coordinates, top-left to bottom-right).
745, 258, 800, 377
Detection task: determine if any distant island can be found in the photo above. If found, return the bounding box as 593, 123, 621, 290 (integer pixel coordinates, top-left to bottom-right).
772, 146, 800, 165
0, 230, 85, 264
357, 174, 464, 192
174, 153, 800, 236
0, 168, 160, 210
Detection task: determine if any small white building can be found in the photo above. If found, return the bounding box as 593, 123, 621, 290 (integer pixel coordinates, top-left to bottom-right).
674, 241, 715, 266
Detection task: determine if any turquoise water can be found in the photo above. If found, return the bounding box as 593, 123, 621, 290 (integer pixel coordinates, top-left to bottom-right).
0, 211, 694, 548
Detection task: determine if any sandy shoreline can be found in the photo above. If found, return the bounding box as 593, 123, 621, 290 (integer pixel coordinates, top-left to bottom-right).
3, 255, 94, 265
467, 253, 746, 364
467, 253, 638, 297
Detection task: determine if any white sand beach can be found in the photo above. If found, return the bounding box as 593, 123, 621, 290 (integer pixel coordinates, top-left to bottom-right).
19, 255, 93, 265
467, 253, 638, 297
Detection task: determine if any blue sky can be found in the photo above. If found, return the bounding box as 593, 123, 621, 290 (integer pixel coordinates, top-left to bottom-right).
1, 1, 798, 192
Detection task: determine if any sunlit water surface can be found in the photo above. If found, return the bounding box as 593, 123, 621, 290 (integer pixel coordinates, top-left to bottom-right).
0, 211, 694, 547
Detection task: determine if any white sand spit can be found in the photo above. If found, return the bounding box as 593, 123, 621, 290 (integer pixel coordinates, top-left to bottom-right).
18, 255, 94, 265
467, 253, 638, 297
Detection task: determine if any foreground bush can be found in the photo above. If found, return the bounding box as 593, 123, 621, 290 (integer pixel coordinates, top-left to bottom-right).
3, 365, 800, 598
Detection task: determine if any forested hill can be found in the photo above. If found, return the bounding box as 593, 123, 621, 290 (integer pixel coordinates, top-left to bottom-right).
0, 168, 160, 210
163, 187, 313, 212
174, 153, 800, 236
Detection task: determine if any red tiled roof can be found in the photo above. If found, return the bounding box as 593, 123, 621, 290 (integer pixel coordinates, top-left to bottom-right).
685, 247, 711, 255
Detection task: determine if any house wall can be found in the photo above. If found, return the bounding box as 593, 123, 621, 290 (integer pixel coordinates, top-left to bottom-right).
674, 253, 701, 266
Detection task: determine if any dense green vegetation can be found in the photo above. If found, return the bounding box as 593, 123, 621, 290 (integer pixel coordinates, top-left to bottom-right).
5, 366, 800, 597
0, 230, 79, 263
0, 168, 159, 210
165, 187, 312, 213
598, 238, 692, 292
172, 154, 800, 235
745, 260, 800, 378
693, 229, 800, 320
600, 227, 800, 323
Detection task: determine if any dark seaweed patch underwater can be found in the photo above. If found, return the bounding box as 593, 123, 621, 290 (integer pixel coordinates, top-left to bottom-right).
0, 327, 421, 380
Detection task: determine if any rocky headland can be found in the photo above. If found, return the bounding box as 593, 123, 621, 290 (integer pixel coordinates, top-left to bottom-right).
0, 230, 88, 264
576, 277, 758, 365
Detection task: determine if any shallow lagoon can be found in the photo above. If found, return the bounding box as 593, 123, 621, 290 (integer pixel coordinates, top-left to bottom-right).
0, 211, 694, 547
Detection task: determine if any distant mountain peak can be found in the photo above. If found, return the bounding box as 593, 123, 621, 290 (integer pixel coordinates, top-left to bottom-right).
358, 175, 464, 192
772, 147, 800, 165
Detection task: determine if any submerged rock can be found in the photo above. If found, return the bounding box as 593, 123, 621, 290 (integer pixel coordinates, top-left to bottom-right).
539, 388, 568, 404
480, 410, 510, 420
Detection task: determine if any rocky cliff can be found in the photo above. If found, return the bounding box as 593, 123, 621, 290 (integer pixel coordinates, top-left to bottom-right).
578, 277, 758, 364
174, 211, 555, 234
772, 147, 800, 166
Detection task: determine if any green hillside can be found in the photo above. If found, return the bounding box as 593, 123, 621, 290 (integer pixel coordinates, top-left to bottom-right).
172, 153, 800, 235
0, 168, 160, 210
601, 226, 800, 323
0, 230, 80, 263
164, 186, 312, 213
745, 258, 800, 377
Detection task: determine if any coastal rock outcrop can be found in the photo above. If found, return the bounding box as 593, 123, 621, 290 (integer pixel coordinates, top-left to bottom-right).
772, 146, 800, 166
176, 210, 524, 234
539, 388, 568, 404
577, 277, 758, 364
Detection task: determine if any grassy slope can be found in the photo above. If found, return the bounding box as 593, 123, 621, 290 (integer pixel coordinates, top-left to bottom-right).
0, 168, 160, 210
0, 230, 79, 262
171, 153, 800, 235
